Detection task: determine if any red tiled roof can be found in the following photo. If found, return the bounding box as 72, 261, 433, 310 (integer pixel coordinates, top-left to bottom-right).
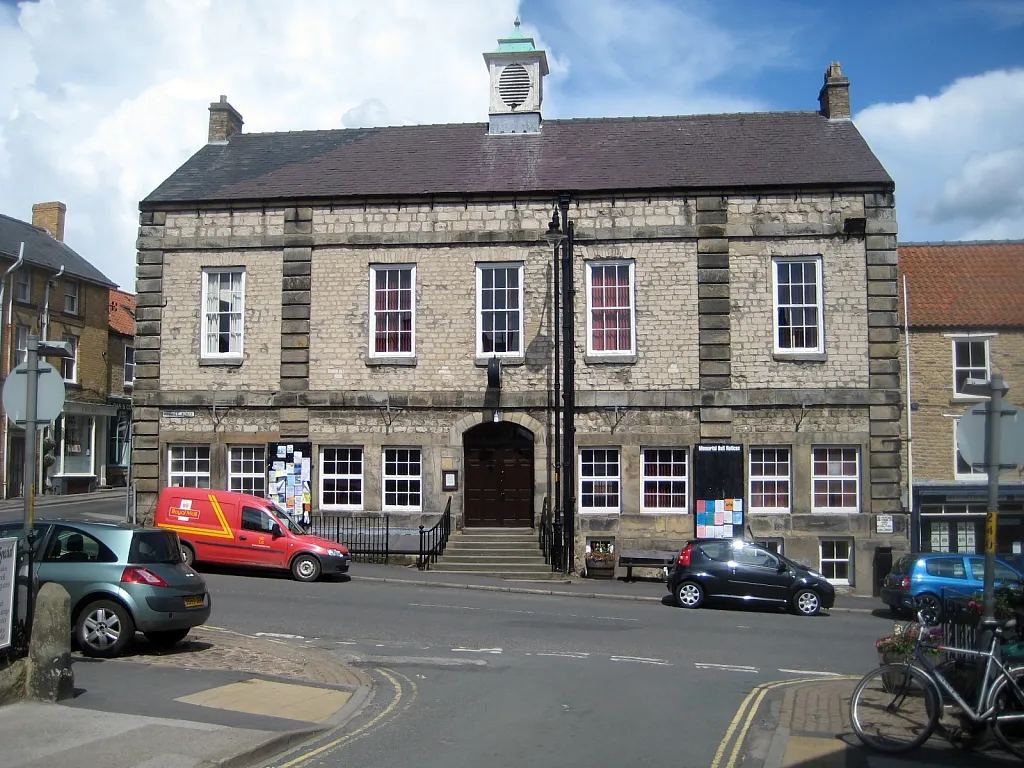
899, 242, 1024, 328
109, 290, 135, 336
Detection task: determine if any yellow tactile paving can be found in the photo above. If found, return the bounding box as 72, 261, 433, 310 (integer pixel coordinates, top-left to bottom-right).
782, 735, 848, 767
176, 678, 352, 723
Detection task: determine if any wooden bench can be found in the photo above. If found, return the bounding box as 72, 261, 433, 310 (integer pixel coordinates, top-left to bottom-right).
618, 549, 678, 582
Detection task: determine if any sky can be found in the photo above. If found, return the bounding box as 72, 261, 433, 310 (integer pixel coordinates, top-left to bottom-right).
0, 0, 1022, 291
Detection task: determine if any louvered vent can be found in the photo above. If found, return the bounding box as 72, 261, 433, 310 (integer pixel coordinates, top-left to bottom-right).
499, 64, 531, 110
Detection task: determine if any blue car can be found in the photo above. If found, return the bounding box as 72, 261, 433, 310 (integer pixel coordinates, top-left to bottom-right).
880, 553, 1024, 617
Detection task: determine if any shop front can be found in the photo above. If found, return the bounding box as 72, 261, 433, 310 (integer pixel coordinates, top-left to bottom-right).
913, 482, 1024, 556
50, 402, 119, 494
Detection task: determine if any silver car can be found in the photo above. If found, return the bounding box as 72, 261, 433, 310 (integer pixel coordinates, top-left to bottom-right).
0, 520, 212, 658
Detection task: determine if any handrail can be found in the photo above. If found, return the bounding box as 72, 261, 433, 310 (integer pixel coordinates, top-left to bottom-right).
539, 497, 551, 566
418, 497, 452, 570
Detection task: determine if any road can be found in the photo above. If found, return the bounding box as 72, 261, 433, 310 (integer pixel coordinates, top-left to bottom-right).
193, 569, 890, 768
0, 491, 127, 525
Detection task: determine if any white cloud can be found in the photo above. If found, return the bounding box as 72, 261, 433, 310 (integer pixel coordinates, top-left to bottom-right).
856, 68, 1024, 242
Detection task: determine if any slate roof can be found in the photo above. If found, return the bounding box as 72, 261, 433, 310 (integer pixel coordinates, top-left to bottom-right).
143, 112, 892, 205
899, 241, 1024, 328
0, 213, 116, 288
109, 289, 135, 336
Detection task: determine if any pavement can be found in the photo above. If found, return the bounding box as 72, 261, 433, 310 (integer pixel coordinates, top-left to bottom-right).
0, 624, 372, 768
728, 676, 1018, 768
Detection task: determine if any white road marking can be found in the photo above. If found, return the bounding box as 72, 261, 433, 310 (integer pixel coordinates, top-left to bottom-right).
695, 662, 759, 673
335, 641, 358, 645
255, 632, 305, 640
611, 656, 671, 666
452, 647, 503, 654
538, 651, 590, 659
778, 668, 841, 677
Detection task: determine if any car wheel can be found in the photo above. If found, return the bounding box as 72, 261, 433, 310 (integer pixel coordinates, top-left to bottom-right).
916, 592, 943, 622
674, 581, 704, 609
291, 554, 322, 582
792, 589, 822, 617
144, 629, 191, 649
180, 542, 196, 567
76, 599, 135, 658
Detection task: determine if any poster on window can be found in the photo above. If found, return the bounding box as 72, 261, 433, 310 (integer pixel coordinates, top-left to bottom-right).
0, 537, 16, 650
265, 442, 312, 525
694, 444, 745, 540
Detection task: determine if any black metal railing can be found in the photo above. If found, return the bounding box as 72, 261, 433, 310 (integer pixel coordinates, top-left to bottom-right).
417, 497, 452, 570
540, 497, 551, 565
308, 497, 452, 566
538, 497, 568, 574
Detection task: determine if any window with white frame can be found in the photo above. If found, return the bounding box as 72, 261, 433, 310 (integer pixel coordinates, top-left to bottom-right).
954, 418, 986, 481
641, 448, 688, 512
586, 261, 635, 355
124, 346, 135, 387
756, 538, 785, 555
382, 447, 421, 511
580, 448, 621, 513
320, 447, 364, 510
15, 271, 30, 303
57, 414, 95, 475
819, 539, 852, 585
773, 257, 823, 353
64, 280, 80, 315
61, 335, 77, 383
953, 338, 989, 396
201, 268, 245, 359
812, 446, 859, 513
476, 263, 523, 357
13, 325, 28, 367
749, 447, 791, 513
370, 265, 415, 357
168, 445, 211, 488
228, 446, 266, 496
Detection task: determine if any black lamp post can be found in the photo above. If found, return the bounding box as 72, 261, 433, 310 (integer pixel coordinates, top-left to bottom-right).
542, 198, 575, 573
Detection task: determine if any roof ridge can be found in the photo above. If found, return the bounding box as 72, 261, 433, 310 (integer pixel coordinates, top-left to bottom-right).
234, 110, 829, 139
900, 239, 1024, 246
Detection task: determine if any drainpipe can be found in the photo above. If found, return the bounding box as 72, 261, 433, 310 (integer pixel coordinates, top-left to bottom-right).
38, 265, 64, 496
41, 265, 65, 342
903, 275, 915, 550
0, 243, 26, 498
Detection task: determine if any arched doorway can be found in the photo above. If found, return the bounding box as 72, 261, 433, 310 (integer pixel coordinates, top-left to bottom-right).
463, 422, 535, 528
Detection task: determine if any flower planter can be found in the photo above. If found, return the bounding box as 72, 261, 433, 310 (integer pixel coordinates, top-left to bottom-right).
585, 560, 616, 579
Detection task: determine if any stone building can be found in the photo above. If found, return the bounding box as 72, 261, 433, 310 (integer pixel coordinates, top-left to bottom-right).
900, 241, 1024, 556
0, 202, 121, 496
106, 289, 136, 487
134, 23, 905, 591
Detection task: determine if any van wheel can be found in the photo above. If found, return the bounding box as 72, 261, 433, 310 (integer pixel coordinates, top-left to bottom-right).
180, 542, 196, 567
291, 554, 322, 582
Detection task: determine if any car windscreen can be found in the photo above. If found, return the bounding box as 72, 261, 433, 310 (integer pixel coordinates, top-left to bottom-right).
267, 501, 306, 535
129, 530, 182, 564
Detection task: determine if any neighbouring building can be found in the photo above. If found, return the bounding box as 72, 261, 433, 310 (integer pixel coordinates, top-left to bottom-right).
0, 202, 122, 496
900, 241, 1024, 556
134, 21, 906, 591
107, 289, 136, 487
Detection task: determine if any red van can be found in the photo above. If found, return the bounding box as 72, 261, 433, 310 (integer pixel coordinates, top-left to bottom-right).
154, 488, 349, 582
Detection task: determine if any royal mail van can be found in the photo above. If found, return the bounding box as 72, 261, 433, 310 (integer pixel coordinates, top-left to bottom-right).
154, 488, 349, 582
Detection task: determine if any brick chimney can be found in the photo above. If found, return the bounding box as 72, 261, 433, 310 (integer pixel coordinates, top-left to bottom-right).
32, 201, 67, 241
818, 62, 851, 120
208, 95, 243, 143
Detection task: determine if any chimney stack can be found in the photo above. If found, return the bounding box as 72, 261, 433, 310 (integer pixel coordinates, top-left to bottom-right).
32, 201, 67, 241
818, 62, 851, 120
208, 95, 243, 143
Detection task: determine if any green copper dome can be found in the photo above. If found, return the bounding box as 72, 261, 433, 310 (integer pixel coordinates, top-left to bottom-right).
495, 16, 537, 53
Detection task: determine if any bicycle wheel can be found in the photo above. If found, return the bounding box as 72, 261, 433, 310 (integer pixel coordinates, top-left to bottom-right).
850, 664, 941, 753
990, 666, 1024, 759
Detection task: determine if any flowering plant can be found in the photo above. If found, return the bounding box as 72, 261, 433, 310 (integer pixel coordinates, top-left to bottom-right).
875, 621, 941, 657
586, 541, 615, 563
966, 585, 1024, 620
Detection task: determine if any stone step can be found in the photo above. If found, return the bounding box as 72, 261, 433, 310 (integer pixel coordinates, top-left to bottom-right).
439, 555, 549, 565
429, 569, 566, 580
444, 541, 542, 551
433, 562, 553, 573
460, 528, 536, 536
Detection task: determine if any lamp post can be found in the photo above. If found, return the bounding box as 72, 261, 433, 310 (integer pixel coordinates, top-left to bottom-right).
541, 197, 576, 573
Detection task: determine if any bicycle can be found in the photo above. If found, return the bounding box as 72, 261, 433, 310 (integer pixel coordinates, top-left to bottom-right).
850, 602, 1024, 757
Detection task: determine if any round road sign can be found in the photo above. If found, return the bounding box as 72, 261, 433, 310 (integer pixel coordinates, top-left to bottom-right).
956, 400, 1024, 471
2, 361, 66, 430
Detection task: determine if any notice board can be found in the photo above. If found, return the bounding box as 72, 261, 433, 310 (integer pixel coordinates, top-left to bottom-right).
694, 443, 745, 540
266, 441, 313, 525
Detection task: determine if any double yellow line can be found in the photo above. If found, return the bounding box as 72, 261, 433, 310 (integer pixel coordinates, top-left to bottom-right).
274, 667, 417, 768
710, 676, 860, 768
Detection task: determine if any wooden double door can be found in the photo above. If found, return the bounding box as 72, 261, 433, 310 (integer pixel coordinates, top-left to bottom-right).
463, 422, 534, 528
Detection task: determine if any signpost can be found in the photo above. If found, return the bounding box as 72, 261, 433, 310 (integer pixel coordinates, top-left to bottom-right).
955, 374, 1024, 650
0, 536, 16, 650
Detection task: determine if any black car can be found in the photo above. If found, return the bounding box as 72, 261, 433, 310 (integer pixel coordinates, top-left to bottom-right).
666, 538, 836, 616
